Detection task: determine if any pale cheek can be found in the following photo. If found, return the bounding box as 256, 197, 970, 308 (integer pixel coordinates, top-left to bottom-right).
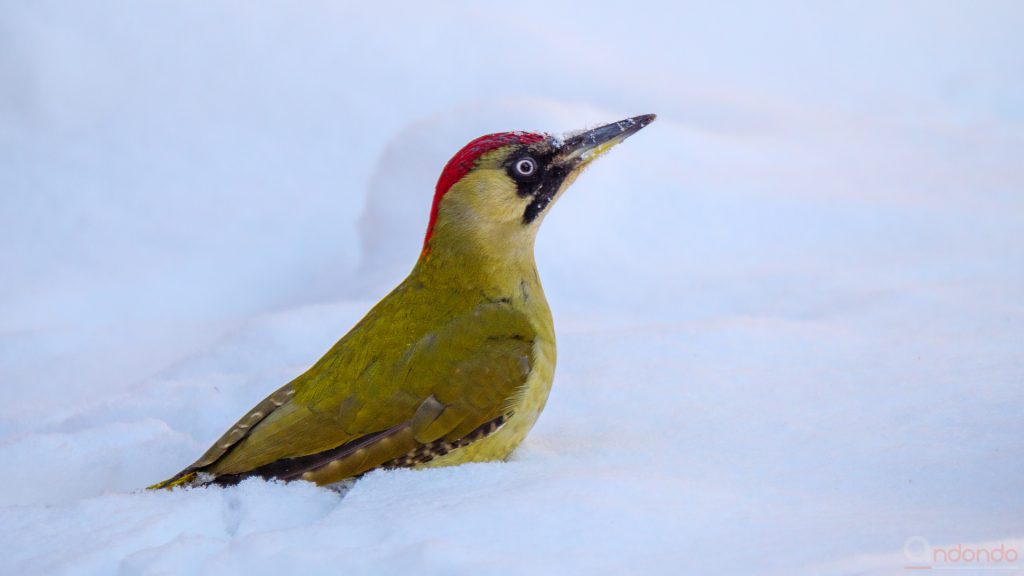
469, 180, 529, 224
493, 194, 532, 224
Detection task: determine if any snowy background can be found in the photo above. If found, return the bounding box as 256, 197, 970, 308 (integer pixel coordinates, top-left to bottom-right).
2, 1, 1022, 574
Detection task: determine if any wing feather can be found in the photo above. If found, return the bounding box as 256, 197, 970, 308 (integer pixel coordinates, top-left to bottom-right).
151, 300, 536, 488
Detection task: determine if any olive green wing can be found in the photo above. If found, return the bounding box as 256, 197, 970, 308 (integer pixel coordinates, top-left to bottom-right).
150, 301, 535, 488
148, 381, 303, 489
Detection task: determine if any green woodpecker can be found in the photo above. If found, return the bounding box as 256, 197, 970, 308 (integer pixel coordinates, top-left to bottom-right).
151, 114, 655, 489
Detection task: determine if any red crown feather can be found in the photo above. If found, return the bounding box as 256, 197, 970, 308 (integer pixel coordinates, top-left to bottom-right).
422, 131, 546, 251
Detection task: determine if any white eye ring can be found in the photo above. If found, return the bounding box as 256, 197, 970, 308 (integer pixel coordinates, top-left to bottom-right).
515, 157, 537, 176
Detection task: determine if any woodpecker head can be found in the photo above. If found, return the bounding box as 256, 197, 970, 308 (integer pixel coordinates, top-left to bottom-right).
421, 114, 656, 260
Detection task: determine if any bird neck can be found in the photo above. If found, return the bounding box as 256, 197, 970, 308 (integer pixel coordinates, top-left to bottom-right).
413, 234, 543, 302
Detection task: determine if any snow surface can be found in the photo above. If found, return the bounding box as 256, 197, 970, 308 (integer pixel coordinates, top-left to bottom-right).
2, 1, 1023, 574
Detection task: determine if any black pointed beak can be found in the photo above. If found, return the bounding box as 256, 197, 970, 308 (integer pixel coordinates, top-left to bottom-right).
556, 114, 657, 166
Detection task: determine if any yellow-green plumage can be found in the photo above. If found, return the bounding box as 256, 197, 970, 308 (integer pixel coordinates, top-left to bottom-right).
151, 114, 653, 489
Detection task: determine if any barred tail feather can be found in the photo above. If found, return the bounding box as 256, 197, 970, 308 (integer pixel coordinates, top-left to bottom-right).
147, 471, 199, 490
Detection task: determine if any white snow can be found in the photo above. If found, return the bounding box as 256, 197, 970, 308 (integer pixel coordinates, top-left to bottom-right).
1, 1, 1022, 575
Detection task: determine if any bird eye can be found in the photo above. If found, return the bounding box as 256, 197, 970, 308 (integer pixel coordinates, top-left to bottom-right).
514, 157, 537, 177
